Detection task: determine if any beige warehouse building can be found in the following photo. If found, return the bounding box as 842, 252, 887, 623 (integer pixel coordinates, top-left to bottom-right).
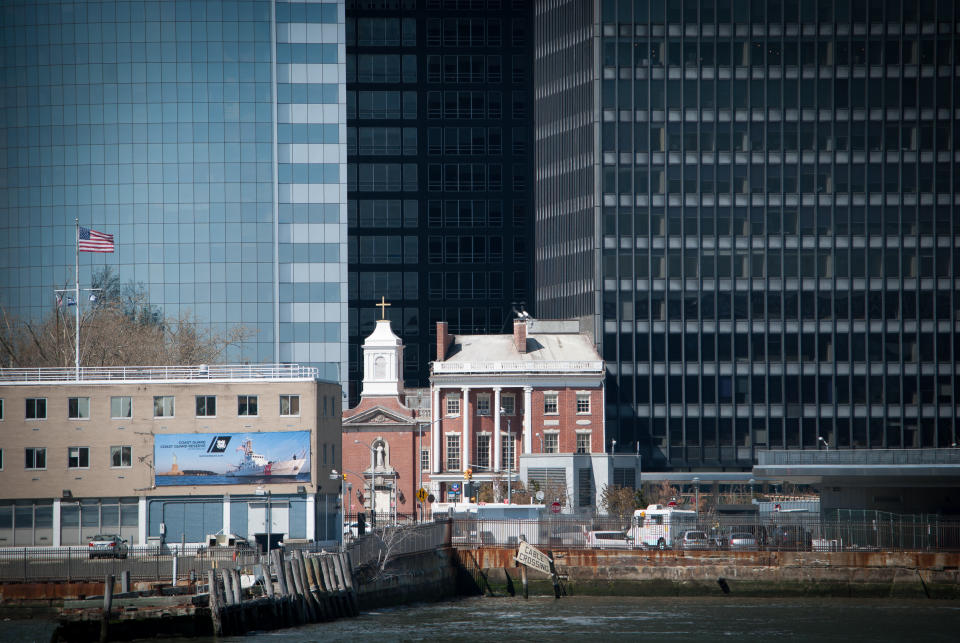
0, 364, 341, 548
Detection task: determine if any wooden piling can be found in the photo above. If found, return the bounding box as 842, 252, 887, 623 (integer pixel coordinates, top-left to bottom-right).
99, 574, 113, 643
284, 560, 305, 624
520, 564, 529, 599
230, 568, 243, 606
262, 559, 275, 598
271, 550, 288, 596
298, 551, 323, 621
292, 554, 315, 622
207, 570, 223, 637
307, 556, 330, 621
338, 552, 360, 617
220, 569, 234, 606
231, 568, 247, 632
319, 555, 343, 617
548, 551, 562, 599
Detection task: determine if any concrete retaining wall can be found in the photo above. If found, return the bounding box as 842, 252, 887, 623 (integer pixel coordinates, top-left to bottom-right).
467, 549, 960, 599
355, 547, 460, 609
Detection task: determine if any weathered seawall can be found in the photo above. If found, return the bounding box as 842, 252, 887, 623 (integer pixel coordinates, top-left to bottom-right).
463, 548, 960, 599
356, 547, 461, 609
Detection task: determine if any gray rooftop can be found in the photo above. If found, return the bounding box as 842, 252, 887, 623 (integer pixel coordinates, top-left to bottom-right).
433, 331, 603, 375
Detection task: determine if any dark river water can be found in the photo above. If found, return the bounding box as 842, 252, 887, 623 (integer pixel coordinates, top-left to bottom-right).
4, 595, 959, 642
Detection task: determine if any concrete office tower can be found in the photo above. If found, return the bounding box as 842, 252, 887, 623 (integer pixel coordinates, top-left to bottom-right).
345, 0, 535, 403
536, 0, 960, 470
0, 1, 348, 390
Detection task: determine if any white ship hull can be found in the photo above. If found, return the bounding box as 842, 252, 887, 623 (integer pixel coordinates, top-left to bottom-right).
225, 457, 307, 478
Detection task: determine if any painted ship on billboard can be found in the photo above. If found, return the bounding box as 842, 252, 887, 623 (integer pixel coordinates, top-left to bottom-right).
154, 431, 311, 486
225, 438, 307, 478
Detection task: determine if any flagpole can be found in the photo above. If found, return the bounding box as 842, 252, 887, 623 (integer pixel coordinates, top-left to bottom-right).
75, 218, 80, 380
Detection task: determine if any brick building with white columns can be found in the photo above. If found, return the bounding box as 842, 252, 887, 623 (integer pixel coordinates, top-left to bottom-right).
430, 319, 629, 509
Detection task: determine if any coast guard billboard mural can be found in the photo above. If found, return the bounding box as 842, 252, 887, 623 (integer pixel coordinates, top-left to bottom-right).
154, 432, 311, 486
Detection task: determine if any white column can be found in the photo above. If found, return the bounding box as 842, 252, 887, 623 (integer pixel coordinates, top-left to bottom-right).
306, 494, 316, 541
600, 383, 607, 452
432, 386, 441, 473
461, 386, 471, 470
52, 498, 61, 547
493, 387, 502, 472
523, 386, 533, 454
138, 496, 148, 546
223, 495, 231, 536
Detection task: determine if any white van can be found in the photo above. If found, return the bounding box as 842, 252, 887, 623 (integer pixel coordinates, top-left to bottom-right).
585, 530, 634, 549
632, 504, 698, 550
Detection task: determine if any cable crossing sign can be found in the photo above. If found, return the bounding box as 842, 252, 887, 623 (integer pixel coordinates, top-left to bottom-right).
514, 541, 552, 575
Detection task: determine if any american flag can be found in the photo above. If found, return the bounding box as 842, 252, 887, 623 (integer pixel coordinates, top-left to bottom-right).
79, 226, 114, 253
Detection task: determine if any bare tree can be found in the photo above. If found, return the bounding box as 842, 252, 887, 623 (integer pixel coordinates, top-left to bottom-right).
353, 524, 422, 583
0, 268, 252, 368
640, 480, 681, 507
600, 484, 639, 522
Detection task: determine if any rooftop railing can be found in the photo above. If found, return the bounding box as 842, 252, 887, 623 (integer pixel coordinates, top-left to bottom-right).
756, 448, 960, 466
432, 360, 604, 374
0, 364, 321, 384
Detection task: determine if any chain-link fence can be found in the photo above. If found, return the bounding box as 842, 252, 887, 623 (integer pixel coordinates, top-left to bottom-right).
0, 545, 252, 583
447, 516, 960, 552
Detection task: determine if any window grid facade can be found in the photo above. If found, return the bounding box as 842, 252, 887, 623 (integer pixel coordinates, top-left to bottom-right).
68, 397, 90, 420
445, 433, 461, 470
195, 395, 217, 417
280, 394, 300, 417
346, 1, 534, 404
536, 0, 960, 469
0, 0, 349, 394
501, 433, 515, 470
238, 395, 259, 417
576, 432, 591, 454
110, 397, 132, 419
544, 431, 559, 454
475, 434, 491, 469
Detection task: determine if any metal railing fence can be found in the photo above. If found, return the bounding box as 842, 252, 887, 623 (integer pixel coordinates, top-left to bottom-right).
756, 448, 960, 466
447, 516, 960, 552
0, 545, 244, 583
346, 520, 451, 570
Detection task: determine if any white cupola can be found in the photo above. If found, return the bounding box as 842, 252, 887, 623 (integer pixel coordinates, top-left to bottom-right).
361, 302, 404, 397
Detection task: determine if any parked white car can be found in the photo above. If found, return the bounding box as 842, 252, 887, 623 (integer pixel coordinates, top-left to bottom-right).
585, 530, 634, 549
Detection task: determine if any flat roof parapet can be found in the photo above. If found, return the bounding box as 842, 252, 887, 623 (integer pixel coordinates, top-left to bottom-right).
0, 364, 323, 384
757, 448, 960, 466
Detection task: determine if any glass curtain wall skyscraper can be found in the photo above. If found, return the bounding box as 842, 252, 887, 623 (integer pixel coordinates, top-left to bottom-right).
536, 0, 960, 470
345, 0, 535, 403
0, 0, 348, 387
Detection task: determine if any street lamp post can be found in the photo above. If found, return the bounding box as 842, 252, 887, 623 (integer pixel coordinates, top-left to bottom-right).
692, 477, 700, 514
329, 471, 344, 549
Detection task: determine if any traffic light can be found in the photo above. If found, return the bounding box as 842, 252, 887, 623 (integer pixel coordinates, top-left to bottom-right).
464, 468, 473, 481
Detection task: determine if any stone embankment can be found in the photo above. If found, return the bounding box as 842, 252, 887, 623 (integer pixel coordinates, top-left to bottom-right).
462, 548, 960, 599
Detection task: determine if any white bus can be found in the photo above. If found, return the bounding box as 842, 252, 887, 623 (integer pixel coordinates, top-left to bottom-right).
632, 504, 698, 550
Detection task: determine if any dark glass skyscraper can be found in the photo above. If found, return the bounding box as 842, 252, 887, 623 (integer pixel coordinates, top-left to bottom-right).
345, 0, 535, 402
1, 0, 348, 387
537, 0, 960, 470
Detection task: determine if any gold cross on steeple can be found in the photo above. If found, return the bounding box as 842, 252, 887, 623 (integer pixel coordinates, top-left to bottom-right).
376, 296, 391, 320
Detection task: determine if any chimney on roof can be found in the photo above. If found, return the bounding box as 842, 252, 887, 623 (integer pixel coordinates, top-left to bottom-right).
513, 319, 528, 354
436, 321, 451, 361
